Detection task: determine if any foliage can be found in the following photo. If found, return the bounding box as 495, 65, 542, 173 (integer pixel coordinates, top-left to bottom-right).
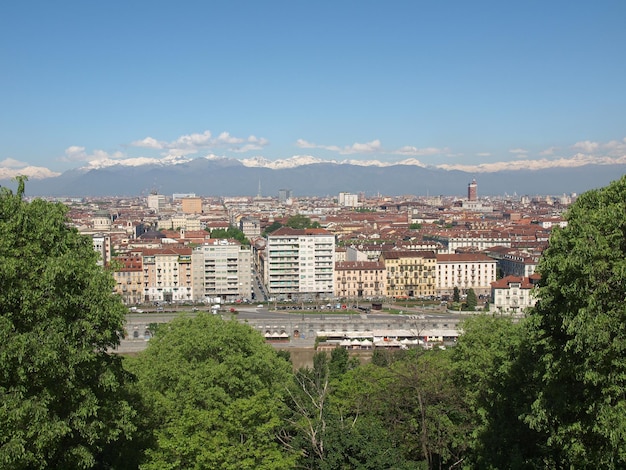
409, 223, 422, 230
453, 286, 460, 303
209, 226, 250, 245
287, 214, 320, 229
384, 350, 471, 468
262, 221, 283, 236
524, 175, 626, 468
0, 178, 137, 469
128, 314, 296, 469
452, 314, 544, 468
464, 288, 477, 311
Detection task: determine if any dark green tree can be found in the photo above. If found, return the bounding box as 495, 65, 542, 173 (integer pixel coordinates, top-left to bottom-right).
453, 286, 460, 303
453, 314, 543, 468
329, 347, 349, 381
209, 226, 250, 245
0, 178, 137, 469
524, 176, 626, 467
285, 214, 316, 229
465, 288, 477, 311
129, 314, 296, 469
262, 221, 283, 236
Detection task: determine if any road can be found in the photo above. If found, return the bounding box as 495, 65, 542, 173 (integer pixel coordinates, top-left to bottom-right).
116, 306, 471, 354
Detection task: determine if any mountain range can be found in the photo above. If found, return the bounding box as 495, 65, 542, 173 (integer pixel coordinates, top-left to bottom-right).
4, 156, 626, 198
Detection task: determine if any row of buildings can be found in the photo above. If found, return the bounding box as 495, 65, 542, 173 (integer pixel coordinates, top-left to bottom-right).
110, 225, 538, 315
61, 182, 565, 316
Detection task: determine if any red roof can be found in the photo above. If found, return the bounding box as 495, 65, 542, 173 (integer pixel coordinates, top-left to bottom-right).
491, 275, 538, 289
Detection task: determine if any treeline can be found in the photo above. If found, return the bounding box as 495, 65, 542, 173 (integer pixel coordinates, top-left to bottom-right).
4, 175, 626, 468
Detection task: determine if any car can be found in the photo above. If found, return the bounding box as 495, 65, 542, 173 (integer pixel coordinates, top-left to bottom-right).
256, 304, 264, 308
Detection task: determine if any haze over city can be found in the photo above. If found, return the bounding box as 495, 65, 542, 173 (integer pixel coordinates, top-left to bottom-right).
1, 1, 626, 186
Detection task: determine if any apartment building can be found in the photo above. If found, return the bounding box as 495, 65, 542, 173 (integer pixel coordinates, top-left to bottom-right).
158, 214, 202, 231
491, 275, 539, 315
499, 251, 539, 278
436, 253, 497, 297
379, 250, 437, 299
433, 232, 512, 254
335, 261, 386, 299
91, 233, 112, 266
239, 216, 261, 238
112, 253, 143, 305
266, 227, 335, 300
180, 197, 203, 214
191, 239, 252, 302
141, 247, 193, 303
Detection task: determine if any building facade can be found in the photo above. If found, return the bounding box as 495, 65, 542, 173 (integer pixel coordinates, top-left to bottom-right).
436, 253, 497, 297
335, 261, 386, 299
112, 253, 144, 305
180, 197, 203, 214
191, 239, 252, 302
266, 227, 335, 300
380, 250, 437, 299
239, 217, 261, 238
491, 275, 539, 315
141, 247, 193, 303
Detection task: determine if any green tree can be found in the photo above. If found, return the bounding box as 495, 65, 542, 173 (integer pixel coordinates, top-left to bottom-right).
453, 286, 460, 303
210, 226, 250, 245
262, 221, 283, 236
386, 350, 471, 468
287, 353, 413, 469
465, 288, 477, 311
129, 314, 296, 469
452, 314, 543, 468
0, 179, 137, 469
329, 347, 351, 381
524, 176, 626, 467
285, 214, 314, 229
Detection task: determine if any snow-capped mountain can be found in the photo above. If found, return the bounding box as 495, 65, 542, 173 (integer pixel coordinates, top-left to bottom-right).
3, 155, 626, 197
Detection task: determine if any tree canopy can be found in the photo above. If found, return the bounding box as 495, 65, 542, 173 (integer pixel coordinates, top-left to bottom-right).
0, 179, 136, 469
128, 314, 297, 469
263, 214, 321, 236
209, 226, 250, 245
524, 175, 626, 467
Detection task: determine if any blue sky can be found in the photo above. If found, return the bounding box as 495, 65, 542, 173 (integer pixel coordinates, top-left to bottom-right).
2, 1, 626, 179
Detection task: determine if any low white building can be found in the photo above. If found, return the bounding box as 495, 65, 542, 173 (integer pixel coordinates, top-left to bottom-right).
436, 253, 497, 297
491, 275, 539, 315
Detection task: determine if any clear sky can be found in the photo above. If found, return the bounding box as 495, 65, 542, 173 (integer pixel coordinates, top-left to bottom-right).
2, 1, 626, 179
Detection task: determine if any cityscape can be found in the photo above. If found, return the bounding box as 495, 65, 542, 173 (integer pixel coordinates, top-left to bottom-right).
3, 1, 626, 467
48, 177, 572, 352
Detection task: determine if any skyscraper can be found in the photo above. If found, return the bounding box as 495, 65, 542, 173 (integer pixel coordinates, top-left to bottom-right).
468, 179, 477, 201
278, 188, 292, 203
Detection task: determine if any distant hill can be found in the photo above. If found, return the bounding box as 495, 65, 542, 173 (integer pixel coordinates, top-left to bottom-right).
5, 159, 626, 198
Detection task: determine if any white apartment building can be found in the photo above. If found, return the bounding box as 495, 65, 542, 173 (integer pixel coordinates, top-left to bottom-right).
142, 247, 193, 303
91, 234, 111, 266
266, 227, 335, 300
338, 192, 359, 207
158, 214, 202, 231
436, 233, 512, 254
191, 239, 252, 302
436, 253, 497, 297
491, 275, 539, 315
147, 193, 167, 213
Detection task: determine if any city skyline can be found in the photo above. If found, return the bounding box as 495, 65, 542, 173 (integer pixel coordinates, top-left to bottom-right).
2, 1, 626, 181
